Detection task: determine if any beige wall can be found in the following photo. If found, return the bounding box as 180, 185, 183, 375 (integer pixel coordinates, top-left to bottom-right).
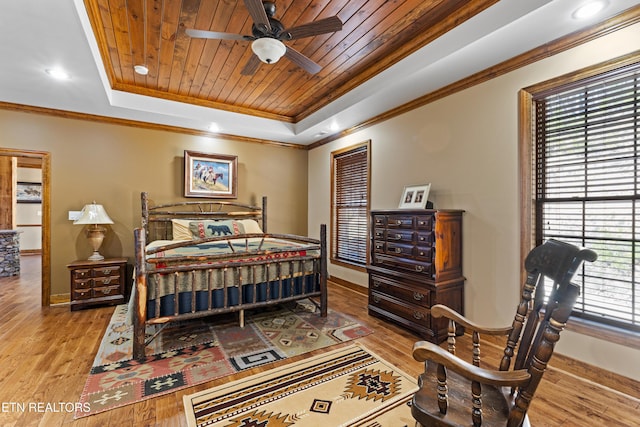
308, 24, 640, 381
0, 111, 308, 297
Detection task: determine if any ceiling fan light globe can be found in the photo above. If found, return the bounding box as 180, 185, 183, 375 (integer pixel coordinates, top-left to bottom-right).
251, 38, 286, 64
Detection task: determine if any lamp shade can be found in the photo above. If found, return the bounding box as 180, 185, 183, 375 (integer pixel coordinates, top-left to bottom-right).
251, 38, 286, 64
73, 202, 114, 225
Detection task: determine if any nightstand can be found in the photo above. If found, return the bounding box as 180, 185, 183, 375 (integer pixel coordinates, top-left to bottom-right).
67, 258, 127, 311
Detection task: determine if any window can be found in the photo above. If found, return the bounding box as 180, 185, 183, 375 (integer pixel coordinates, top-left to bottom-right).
331, 141, 370, 267
531, 61, 640, 333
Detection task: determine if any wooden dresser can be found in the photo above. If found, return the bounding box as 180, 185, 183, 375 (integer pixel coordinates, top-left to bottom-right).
67, 258, 127, 311
367, 209, 464, 343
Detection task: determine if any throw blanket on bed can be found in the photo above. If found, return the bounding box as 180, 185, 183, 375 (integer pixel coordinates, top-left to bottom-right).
144, 237, 319, 300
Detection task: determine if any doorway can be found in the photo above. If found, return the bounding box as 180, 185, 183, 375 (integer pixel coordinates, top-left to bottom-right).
0, 148, 51, 306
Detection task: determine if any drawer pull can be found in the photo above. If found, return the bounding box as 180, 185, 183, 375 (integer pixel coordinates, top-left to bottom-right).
413, 311, 425, 320
373, 296, 381, 303
103, 278, 112, 284
395, 248, 402, 254
415, 265, 424, 272
372, 281, 380, 288
102, 288, 112, 294
102, 268, 114, 274
418, 221, 426, 226
393, 234, 402, 240
419, 251, 425, 256
395, 220, 403, 225
413, 292, 424, 301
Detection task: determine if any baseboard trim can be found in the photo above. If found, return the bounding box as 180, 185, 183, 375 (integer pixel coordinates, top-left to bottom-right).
481, 333, 639, 398
50, 293, 70, 305
328, 276, 367, 295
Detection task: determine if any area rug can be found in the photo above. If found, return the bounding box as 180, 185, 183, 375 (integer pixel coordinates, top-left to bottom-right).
76, 300, 372, 418
183, 343, 417, 427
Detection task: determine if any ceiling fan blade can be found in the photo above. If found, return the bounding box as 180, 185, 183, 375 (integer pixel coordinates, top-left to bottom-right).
185, 29, 246, 41
282, 16, 342, 40
240, 54, 262, 76
244, 0, 271, 33
284, 47, 322, 75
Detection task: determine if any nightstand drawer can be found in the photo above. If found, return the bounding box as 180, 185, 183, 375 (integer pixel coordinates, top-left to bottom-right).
73, 269, 92, 280
94, 275, 120, 287
72, 279, 92, 289
94, 266, 121, 277
73, 288, 92, 300
93, 285, 121, 298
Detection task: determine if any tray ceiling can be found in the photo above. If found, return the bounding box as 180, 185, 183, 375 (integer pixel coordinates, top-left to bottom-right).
85, 0, 498, 123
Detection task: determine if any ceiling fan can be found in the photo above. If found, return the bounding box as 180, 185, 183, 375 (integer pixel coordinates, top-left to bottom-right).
185, 0, 342, 75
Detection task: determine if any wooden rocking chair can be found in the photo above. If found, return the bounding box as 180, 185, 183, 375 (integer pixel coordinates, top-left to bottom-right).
411, 239, 597, 427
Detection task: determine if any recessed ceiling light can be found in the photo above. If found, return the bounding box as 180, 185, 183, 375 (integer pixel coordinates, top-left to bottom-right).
572, 0, 608, 20
134, 65, 149, 75
45, 67, 71, 80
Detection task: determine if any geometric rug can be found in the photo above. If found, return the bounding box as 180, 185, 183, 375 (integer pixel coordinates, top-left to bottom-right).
76, 300, 373, 418
183, 343, 417, 427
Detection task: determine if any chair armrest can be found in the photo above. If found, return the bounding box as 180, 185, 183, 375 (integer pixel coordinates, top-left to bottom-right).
413, 341, 531, 387
432, 304, 513, 336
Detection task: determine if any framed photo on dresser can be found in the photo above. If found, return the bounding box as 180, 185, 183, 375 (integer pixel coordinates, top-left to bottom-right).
398, 183, 431, 209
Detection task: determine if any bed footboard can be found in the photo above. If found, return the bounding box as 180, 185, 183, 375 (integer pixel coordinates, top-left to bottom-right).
132, 224, 328, 360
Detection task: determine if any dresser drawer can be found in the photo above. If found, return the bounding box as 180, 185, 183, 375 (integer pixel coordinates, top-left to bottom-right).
416, 231, 434, 246
370, 274, 431, 308
385, 229, 414, 243
373, 215, 387, 228
415, 215, 434, 230
369, 291, 431, 329
385, 242, 413, 257
414, 246, 433, 262
386, 215, 414, 228
374, 254, 433, 276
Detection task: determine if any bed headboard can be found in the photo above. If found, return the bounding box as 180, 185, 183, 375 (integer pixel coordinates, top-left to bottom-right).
141, 192, 267, 242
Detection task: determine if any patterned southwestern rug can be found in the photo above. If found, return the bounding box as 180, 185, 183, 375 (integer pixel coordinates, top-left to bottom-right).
183, 344, 417, 427
76, 300, 372, 418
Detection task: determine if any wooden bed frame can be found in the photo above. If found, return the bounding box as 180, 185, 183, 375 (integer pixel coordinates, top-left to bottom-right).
132, 192, 327, 359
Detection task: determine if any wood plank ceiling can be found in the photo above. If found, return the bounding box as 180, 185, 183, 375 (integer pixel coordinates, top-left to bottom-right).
84, 0, 499, 123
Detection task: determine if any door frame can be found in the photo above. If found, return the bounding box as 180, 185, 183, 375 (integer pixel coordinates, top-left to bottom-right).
0, 147, 51, 306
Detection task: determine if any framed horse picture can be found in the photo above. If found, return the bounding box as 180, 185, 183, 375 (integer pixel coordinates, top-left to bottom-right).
184, 150, 238, 198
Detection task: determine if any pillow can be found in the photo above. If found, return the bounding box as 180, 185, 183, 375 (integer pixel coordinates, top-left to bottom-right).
239, 219, 263, 234
171, 219, 194, 241
189, 220, 244, 239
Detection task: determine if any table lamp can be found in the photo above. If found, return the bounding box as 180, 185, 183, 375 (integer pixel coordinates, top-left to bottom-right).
74, 202, 114, 261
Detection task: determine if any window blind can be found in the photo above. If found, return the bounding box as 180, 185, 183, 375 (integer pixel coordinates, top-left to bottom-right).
534, 64, 640, 331
332, 144, 369, 265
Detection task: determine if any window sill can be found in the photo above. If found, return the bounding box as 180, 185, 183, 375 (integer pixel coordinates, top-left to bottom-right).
566, 317, 640, 351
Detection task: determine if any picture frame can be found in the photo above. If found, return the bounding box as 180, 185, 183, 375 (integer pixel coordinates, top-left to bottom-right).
398, 183, 431, 209
184, 150, 238, 198
16, 181, 42, 203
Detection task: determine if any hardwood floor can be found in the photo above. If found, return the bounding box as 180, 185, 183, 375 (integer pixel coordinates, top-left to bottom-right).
0, 256, 638, 426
